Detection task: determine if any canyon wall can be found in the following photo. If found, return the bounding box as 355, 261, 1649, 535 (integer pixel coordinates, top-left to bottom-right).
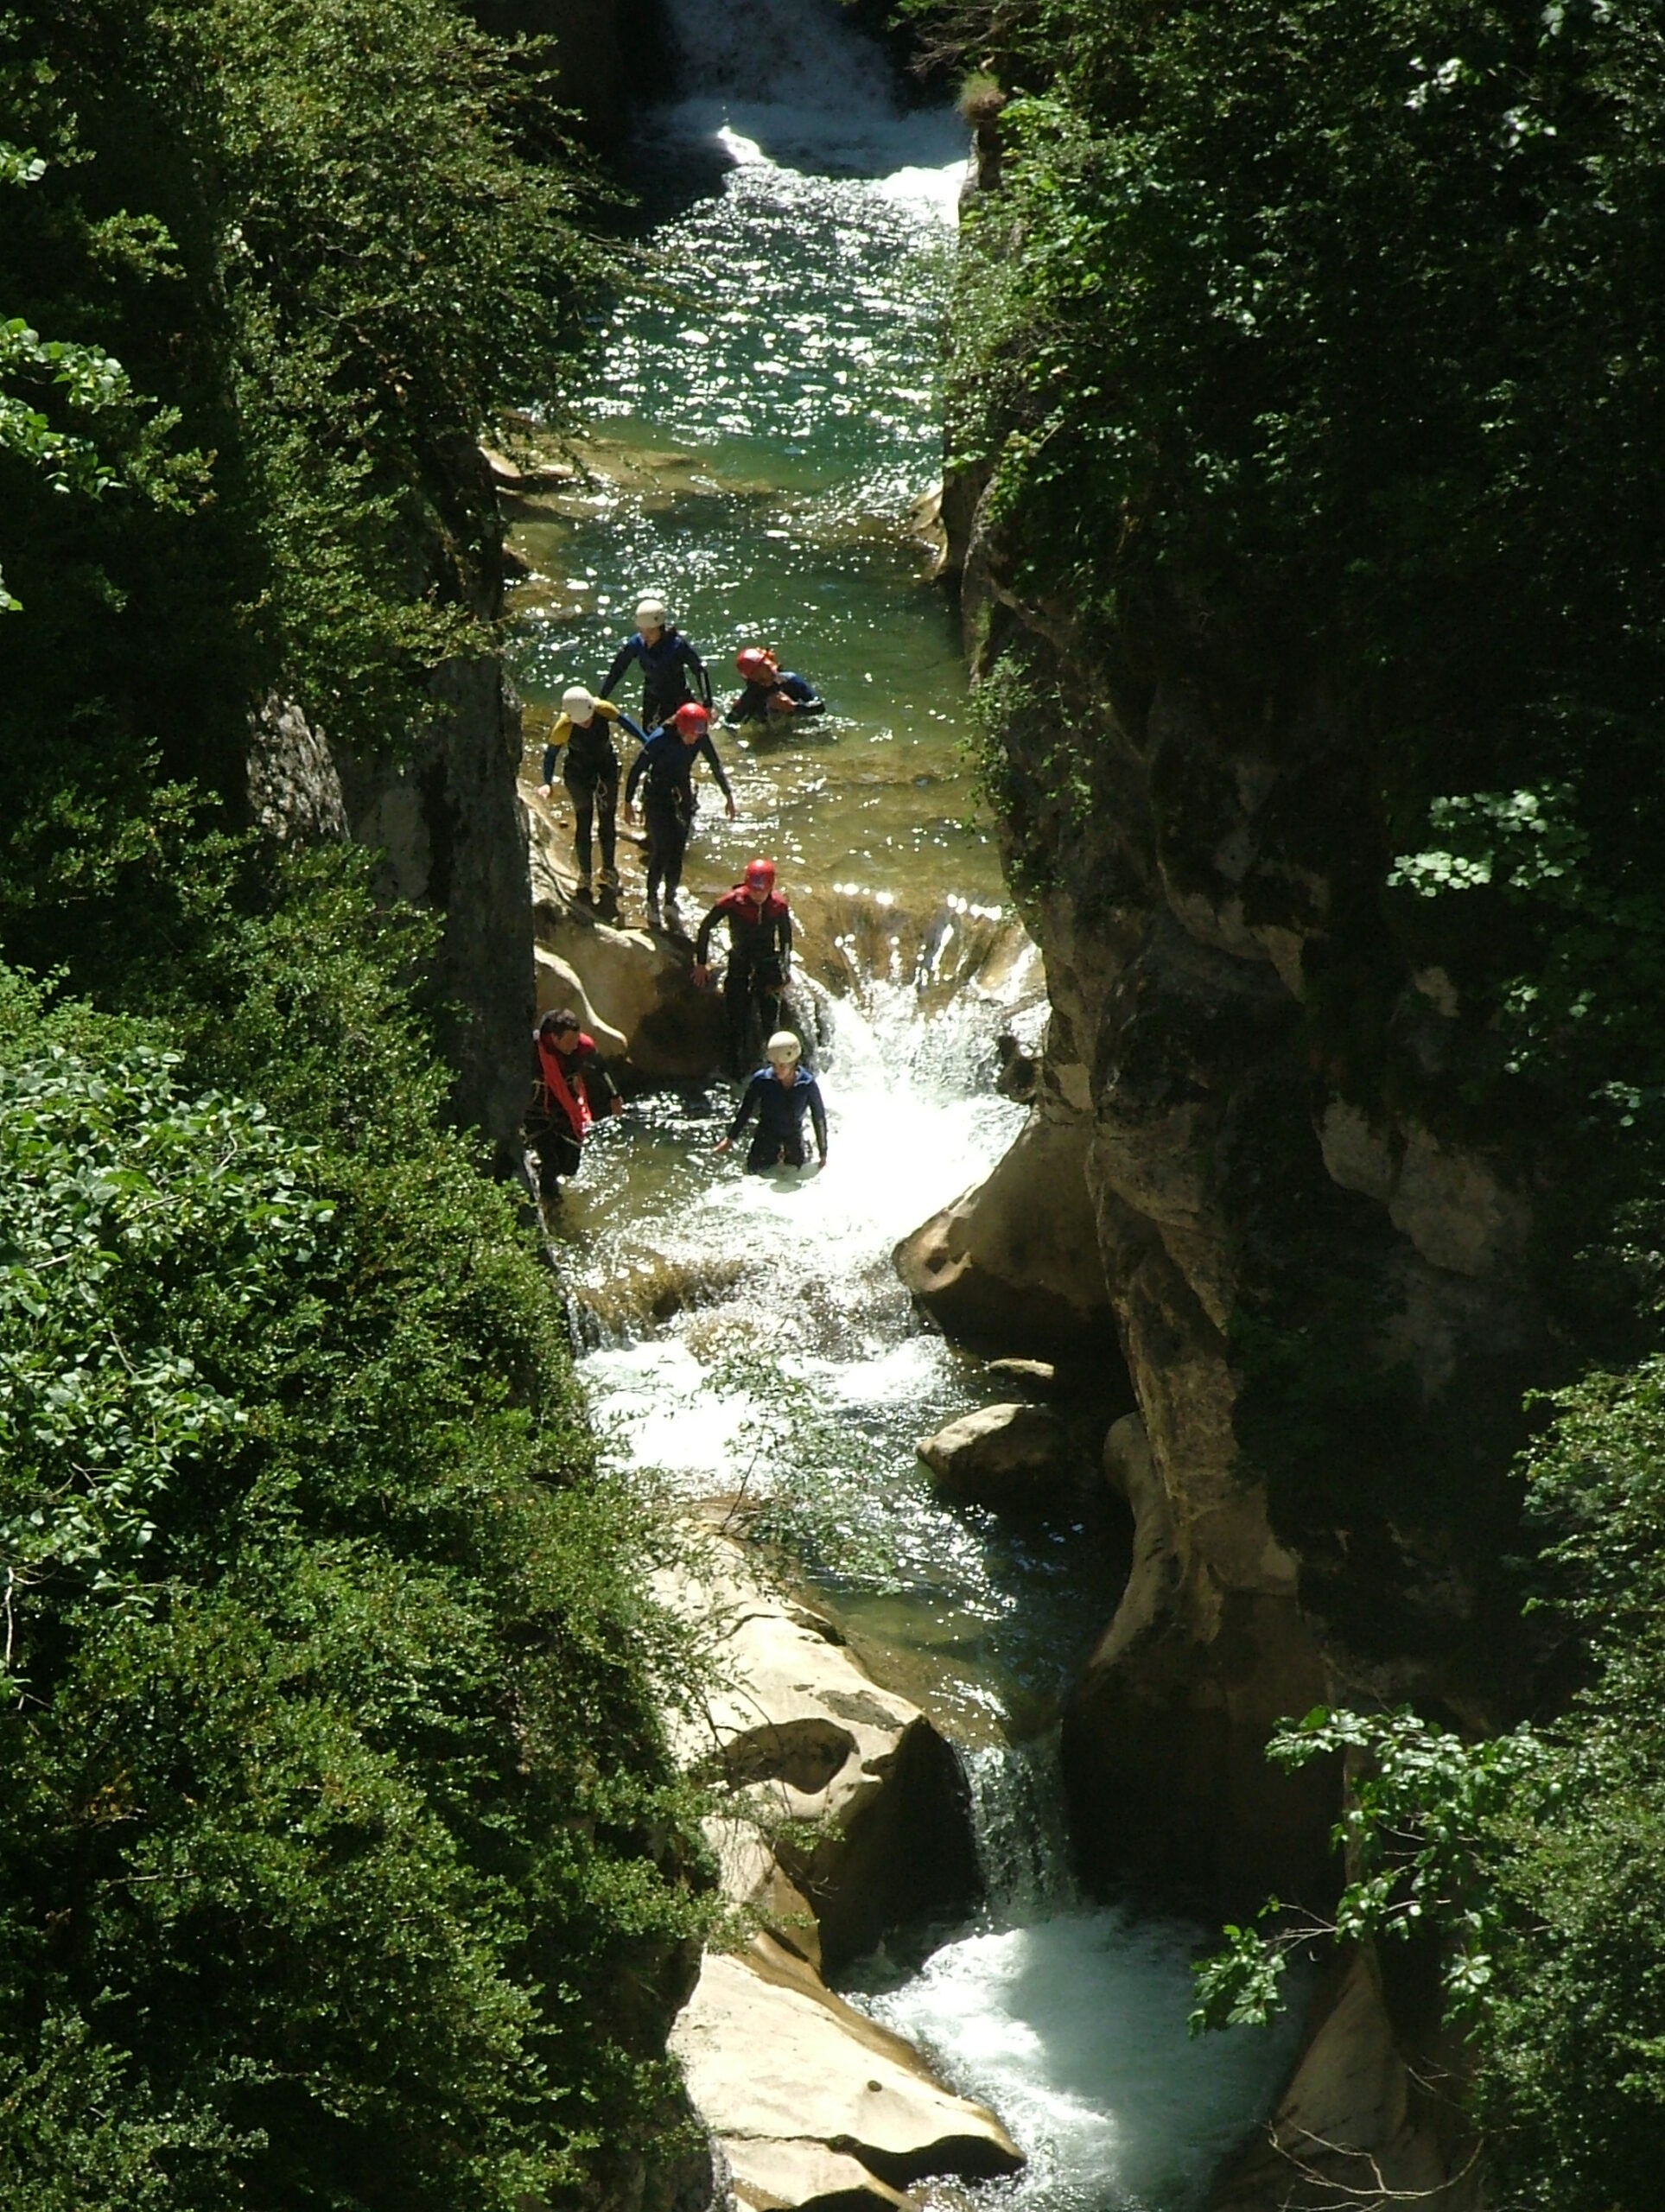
932, 476, 1546, 1920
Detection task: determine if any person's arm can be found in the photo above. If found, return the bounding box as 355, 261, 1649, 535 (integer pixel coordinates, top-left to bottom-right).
614, 709, 649, 746
626, 741, 651, 807
786, 673, 823, 712
540, 743, 559, 786
598, 639, 638, 699
778, 907, 793, 973
683, 638, 713, 709
806, 1077, 829, 1161
694, 899, 724, 967
697, 731, 735, 809
581, 1048, 623, 1115
715, 1073, 762, 1152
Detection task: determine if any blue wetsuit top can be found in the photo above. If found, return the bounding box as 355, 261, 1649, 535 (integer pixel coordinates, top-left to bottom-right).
625, 723, 734, 808
726, 671, 823, 724
727, 1065, 829, 1158
600, 626, 712, 712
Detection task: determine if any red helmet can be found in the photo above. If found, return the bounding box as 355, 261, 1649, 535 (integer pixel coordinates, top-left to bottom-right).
736, 647, 778, 683
672, 701, 709, 736
743, 856, 776, 891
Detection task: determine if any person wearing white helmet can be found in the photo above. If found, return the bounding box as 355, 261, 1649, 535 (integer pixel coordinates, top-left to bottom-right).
715, 1029, 827, 1173
537, 684, 645, 896
599, 595, 713, 728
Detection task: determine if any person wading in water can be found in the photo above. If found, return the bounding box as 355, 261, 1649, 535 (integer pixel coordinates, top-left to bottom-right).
725, 646, 823, 726
692, 856, 798, 1075
715, 1030, 828, 1174
536, 685, 645, 900
525, 1009, 621, 1201
624, 701, 736, 921
600, 595, 713, 729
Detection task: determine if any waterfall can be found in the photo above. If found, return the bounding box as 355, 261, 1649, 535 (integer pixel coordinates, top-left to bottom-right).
963, 1732, 1080, 1927
657, 0, 966, 179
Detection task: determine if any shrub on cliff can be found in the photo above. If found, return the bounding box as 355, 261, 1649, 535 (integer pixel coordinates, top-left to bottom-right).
0, 0, 604, 988
933, 0, 1665, 1169
1193, 1358, 1665, 2212
0, 920, 712, 2211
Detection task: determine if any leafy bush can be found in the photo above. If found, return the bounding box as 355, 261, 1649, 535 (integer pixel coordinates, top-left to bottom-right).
1192, 1358, 1665, 2211
0, 922, 714, 2211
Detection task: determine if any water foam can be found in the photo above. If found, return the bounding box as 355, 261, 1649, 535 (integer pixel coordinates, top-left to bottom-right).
663, 0, 967, 183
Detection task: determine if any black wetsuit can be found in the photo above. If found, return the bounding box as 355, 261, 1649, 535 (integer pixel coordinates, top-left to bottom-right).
696, 887, 795, 1071
625, 724, 734, 901
541, 702, 645, 879
600, 626, 712, 728
725, 671, 823, 725
727, 1065, 828, 1173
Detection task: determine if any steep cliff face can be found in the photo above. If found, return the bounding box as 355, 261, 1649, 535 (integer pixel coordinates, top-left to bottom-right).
940, 485, 1546, 1916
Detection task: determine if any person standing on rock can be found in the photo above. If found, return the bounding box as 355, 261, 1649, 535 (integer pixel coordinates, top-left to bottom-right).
715, 1031, 827, 1173
624, 701, 736, 919
525, 1008, 621, 1200
725, 646, 823, 726
536, 685, 645, 899
692, 856, 798, 1075
600, 595, 713, 729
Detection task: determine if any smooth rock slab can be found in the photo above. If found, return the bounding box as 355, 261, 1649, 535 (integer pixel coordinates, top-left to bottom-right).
672, 1942, 1022, 2194
918, 1402, 1080, 1508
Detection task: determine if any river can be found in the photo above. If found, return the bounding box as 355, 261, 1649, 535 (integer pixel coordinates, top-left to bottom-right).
505, 3, 1301, 2204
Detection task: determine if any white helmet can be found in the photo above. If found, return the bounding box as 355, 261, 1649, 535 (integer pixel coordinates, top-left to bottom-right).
562, 684, 596, 722
766, 1030, 802, 1064
635, 596, 668, 630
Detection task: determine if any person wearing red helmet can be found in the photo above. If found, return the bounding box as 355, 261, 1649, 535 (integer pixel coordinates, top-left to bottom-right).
623, 700, 736, 917
725, 645, 823, 727
693, 856, 797, 1074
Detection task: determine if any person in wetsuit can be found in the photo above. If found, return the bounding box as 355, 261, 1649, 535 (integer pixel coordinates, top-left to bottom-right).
715, 1029, 828, 1173
623, 701, 736, 915
693, 855, 797, 1075
525, 1008, 621, 1197
725, 646, 824, 726
600, 595, 713, 728
536, 685, 645, 894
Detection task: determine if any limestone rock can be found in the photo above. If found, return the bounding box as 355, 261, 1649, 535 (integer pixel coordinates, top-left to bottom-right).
726, 2134, 908, 2212
246, 695, 347, 845
671, 1941, 1022, 2196
984, 1357, 1056, 1398
1206, 1954, 1482, 2212
336, 656, 532, 1154
658, 1534, 979, 1968
534, 944, 627, 1060
894, 1112, 1116, 1360
917, 1402, 1080, 1508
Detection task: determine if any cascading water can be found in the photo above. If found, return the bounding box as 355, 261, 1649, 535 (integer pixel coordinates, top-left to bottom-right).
505, 3, 1302, 2200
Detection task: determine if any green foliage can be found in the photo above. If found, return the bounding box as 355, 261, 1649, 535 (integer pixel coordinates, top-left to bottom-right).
0, 0, 607, 979
1192, 1358, 1665, 2211
934, 0, 1665, 1166
0, 904, 715, 2211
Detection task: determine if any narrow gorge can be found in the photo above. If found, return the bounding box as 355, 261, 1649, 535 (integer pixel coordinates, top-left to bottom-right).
7, 3, 1662, 2211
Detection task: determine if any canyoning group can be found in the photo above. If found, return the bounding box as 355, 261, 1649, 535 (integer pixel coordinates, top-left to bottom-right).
527, 593, 829, 1201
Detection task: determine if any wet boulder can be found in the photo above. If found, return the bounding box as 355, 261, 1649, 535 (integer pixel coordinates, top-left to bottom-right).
533, 944, 626, 1058
671, 1937, 1022, 2203
917, 1402, 1082, 1508
893, 1113, 1116, 1360
658, 1531, 980, 1969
